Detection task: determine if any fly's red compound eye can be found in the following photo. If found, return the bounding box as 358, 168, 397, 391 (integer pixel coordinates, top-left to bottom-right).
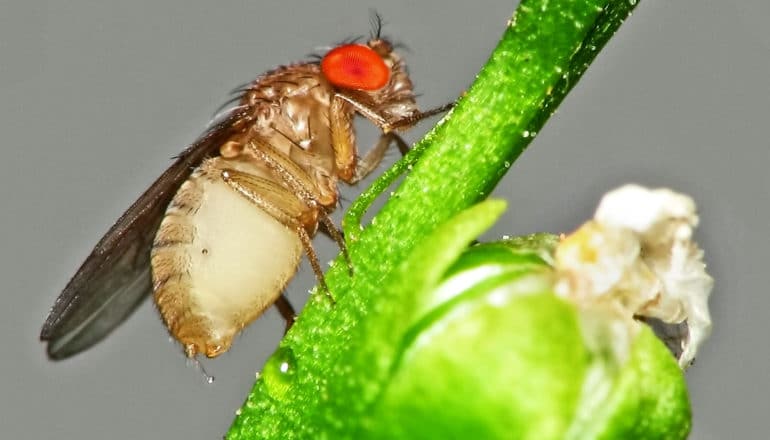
321, 44, 390, 91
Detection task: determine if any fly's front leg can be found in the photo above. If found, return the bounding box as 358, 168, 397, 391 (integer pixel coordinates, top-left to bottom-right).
329, 94, 411, 186
331, 93, 453, 236
330, 94, 411, 184
219, 167, 336, 305
335, 92, 454, 134
387, 102, 455, 131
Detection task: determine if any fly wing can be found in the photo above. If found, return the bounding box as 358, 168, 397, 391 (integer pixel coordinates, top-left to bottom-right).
40, 111, 248, 360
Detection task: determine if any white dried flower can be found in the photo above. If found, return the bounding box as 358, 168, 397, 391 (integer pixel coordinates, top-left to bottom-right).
554, 184, 713, 368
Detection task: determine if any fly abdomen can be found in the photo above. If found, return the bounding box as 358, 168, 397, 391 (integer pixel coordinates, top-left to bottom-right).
151, 158, 303, 358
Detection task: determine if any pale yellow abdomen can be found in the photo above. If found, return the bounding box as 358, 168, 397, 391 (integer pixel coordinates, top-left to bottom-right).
151, 158, 302, 358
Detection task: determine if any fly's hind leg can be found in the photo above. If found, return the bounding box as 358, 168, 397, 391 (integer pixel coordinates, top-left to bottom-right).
245, 139, 353, 277
218, 166, 336, 304
274, 294, 296, 334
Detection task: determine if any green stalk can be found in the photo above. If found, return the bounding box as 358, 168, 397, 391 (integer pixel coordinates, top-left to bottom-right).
227, 0, 644, 438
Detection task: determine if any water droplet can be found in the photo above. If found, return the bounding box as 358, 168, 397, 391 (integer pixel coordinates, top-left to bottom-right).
245, 397, 259, 410
262, 346, 297, 401
488, 290, 509, 307
522, 130, 530, 138
628, 0, 637, 5
504, 161, 511, 168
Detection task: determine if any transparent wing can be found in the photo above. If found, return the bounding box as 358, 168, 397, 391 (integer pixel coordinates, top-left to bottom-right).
40, 111, 247, 360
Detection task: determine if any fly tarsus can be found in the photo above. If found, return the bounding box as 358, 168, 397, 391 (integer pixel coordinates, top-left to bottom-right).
388, 102, 455, 131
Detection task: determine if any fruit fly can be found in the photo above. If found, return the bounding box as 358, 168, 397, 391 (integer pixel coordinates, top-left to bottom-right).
40, 19, 449, 360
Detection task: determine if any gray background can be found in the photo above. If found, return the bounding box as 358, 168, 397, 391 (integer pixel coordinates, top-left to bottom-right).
1, 1, 767, 439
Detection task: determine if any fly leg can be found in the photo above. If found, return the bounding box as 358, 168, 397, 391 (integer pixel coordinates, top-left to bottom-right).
348, 103, 454, 184
245, 139, 353, 276
335, 92, 453, 134
274, 294, 296, 334
331, 93, 453, 183
348, 132, 410, 184
330, 92, 453, 231
218, 166, 336, 304
337, 132, 414, 238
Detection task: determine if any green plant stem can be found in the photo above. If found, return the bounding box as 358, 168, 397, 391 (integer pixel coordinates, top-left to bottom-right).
227, 1, 640, 438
